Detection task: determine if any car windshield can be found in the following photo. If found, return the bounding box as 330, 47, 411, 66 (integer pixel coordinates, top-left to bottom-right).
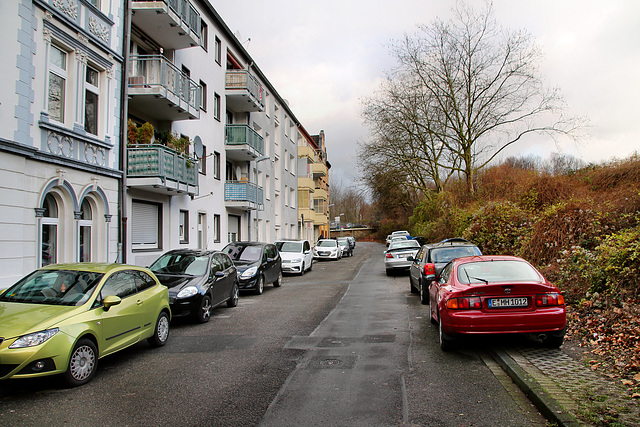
276, 242, 303, 253
225, 245, 262, 262
317, 240, 337, 248
457, 260, 542, 284
389, 241, 420, 250
0, 269, 103, 306
432, 246, 481, 263
337, 240, 349, 247
150, 254, 210, 276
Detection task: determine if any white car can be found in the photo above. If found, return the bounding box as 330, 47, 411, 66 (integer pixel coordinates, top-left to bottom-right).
385, 240, 421, 275
313, 239, 343, 260
275, 240, 313, 275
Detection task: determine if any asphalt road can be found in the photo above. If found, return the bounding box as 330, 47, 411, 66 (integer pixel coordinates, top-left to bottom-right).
0, 242, 546, 426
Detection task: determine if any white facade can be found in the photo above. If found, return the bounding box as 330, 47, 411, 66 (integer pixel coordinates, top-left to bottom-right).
0, 0, 124, 288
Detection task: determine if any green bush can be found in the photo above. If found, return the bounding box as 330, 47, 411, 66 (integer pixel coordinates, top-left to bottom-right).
591, 225, 640, 298
462, 201, 532, 255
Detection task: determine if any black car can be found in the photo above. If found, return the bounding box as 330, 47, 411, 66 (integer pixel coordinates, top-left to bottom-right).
408, 238, 482, 304
223, 242, 282, 295
149, 249, 239, 323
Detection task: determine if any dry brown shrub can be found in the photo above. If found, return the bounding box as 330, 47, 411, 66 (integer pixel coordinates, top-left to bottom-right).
476, 164, 538, 202
588, 154, 640, 191
520, 174, 576, 211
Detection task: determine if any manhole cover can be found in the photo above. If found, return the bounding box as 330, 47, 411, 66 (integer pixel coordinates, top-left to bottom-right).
307, 355, 357, 369
320, 359, 342, 367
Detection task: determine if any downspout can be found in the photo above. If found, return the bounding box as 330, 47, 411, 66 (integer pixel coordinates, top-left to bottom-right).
118, 0, 132, 263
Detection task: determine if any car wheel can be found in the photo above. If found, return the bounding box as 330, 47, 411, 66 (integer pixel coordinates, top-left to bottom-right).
227, 282, 239, 307
273, 270, 282, 287
438, 318, 454, 351
543, 330, 565, 348
148, 311, 170, 348
254, 275, 264, 295
386, 269, 392, 276
409, 276, 418, 293
194, 294, 213, 323
64, 338, 98, 387
420, 281, 429, 305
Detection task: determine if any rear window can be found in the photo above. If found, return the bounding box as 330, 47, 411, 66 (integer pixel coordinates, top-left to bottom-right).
431, 246, 481, 263
457, 260, 542, 284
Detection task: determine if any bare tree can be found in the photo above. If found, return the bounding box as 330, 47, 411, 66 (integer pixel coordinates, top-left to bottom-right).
362, 1, 583, 194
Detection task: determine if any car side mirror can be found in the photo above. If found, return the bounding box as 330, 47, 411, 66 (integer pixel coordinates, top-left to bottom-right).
103, 295, 122, 311
214, 271, 225, 279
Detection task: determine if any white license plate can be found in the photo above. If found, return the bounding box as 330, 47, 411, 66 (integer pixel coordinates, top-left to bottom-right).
488, 297, 528, 308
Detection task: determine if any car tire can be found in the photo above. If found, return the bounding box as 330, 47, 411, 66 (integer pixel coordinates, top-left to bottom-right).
409, 276, 418, 293
386, 269, 392, 276
254, 275, 264, 295
227, 282, 239, 307
438, 315, 454, 351
273, 270, 282, 287
195, 294, 213, 323
543, 330, 565, 348
420, 281, 429, 305
64, 338, 98, 387
148, 311, 170, 348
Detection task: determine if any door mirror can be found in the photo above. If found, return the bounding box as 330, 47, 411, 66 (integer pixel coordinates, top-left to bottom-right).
214, 271, 225, 279
103, 295, 122, 311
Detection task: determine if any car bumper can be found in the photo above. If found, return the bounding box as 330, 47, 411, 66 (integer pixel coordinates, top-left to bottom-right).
441, 307, 567, 336
385, 259, 412, 270
282, 262, 304, 273
313, 252, 338, 260
168, 295, 200, 318
238, 275, 259, 290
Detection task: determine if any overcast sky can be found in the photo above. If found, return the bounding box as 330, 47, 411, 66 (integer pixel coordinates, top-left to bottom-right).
211, 0, 640, 189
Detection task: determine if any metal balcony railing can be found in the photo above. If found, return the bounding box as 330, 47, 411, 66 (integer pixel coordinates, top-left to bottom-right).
128, 55, 200, 111
225, 125, 264, 154
127, 144, 198, 187
225, 181, 264, 206
225, 70, 265, 110
164, 0, 201, 35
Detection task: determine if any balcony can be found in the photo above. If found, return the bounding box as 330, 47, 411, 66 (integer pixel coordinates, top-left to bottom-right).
226, 70, 265, 113
128, 55, 200, 121
313, 188, 328, 200
298, 177, 315, 191
225, 125, 264, 161
312, 162, 327, 178
131, 0, 201, 50
313, 211, 329, 224
297, 145, 317, 162
224, 181, 263, 211
127, 144, 198, 195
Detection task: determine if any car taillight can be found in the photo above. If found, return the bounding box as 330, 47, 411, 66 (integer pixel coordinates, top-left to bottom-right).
535, 293, 565, 307
385, 253, 394, 258
446, 297, 482, 310
424, 263, 435, 276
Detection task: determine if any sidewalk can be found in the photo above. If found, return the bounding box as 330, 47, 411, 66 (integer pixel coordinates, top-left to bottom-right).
490, 345, 640, 426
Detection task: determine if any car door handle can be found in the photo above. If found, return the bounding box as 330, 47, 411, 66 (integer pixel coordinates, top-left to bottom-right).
136, 299, 143, 305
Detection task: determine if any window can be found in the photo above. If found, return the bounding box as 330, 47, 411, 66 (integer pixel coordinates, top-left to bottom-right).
200, 20, 208, 50
79, 199, 93, 262
215, 37, 221, 64
198, 145, 206, 175
133, 270, 157, 292
284, 149, 289, 171
48, 45, 67, 123
214, 214, 221, 243
214, 93, 221, 120
87, 0, 100, 8
85, 65, 99, 135
132, 200, 161, 250
101, 271, 137, 299
198, 213, 207, 249
200, 80, 207, 111
213, 151, 221, 180
179, 210, 189, 243
41, 194, 59, 266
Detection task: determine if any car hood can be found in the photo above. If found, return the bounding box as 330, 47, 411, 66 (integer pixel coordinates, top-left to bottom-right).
0, 302, 79, 339
153, 274, 203, 294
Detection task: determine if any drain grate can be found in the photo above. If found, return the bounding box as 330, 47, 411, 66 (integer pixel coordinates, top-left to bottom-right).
307, 355, 357, 369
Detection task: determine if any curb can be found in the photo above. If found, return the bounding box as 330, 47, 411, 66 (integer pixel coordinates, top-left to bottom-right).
488, 347, 581, 427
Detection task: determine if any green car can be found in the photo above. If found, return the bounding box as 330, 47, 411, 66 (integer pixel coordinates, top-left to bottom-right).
0, 263, 171, 386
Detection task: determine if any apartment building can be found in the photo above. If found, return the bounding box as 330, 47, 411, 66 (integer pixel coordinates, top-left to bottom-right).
124, 0, 303, 267
0, 0, 125, 287
297, 127, 331, 242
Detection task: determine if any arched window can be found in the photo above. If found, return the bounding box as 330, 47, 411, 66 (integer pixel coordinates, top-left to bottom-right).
41, 194, 59, 266
79, 199, 93, 262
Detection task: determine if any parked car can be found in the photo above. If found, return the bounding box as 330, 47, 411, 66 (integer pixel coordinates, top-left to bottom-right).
313, 239, 343, 260
386, 230, 411, 246
347, 236, 356, 249
275, 239, 313, 275
409, 238, 482, 304
149, 249, 238, 323
0, 263, 171, 386
429, 255, 566, 350
384, 240, 421, 275
336, 237, 353, 257
223, 242, 282, 295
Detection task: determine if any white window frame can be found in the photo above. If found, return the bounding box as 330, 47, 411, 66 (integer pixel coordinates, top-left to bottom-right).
48, 45, 67, 124
84, 64, 100, 136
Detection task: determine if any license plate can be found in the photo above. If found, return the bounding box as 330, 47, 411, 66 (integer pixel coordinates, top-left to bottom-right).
488, 297, 528, 308
397, 254, 407, 258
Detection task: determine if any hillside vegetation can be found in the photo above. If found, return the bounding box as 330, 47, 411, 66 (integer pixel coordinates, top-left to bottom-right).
401, 153, 640, 396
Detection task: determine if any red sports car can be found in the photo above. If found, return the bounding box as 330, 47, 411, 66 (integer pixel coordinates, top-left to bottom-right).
428, 255, 566, 350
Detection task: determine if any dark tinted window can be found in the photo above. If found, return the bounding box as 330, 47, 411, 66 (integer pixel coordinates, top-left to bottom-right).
101, 271, 137, 299
218, 252, 233, 269
134, 270, 157, 292
430, 246, 481, 263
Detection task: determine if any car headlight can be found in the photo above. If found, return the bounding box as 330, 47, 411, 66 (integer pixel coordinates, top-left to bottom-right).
177, 286, 198, 299
240, 266, 258, 279
9, 328, 59, 348
291, 258, 302, 263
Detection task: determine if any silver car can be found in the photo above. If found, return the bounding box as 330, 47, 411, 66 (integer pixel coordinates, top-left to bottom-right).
384, 240, 421, 275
